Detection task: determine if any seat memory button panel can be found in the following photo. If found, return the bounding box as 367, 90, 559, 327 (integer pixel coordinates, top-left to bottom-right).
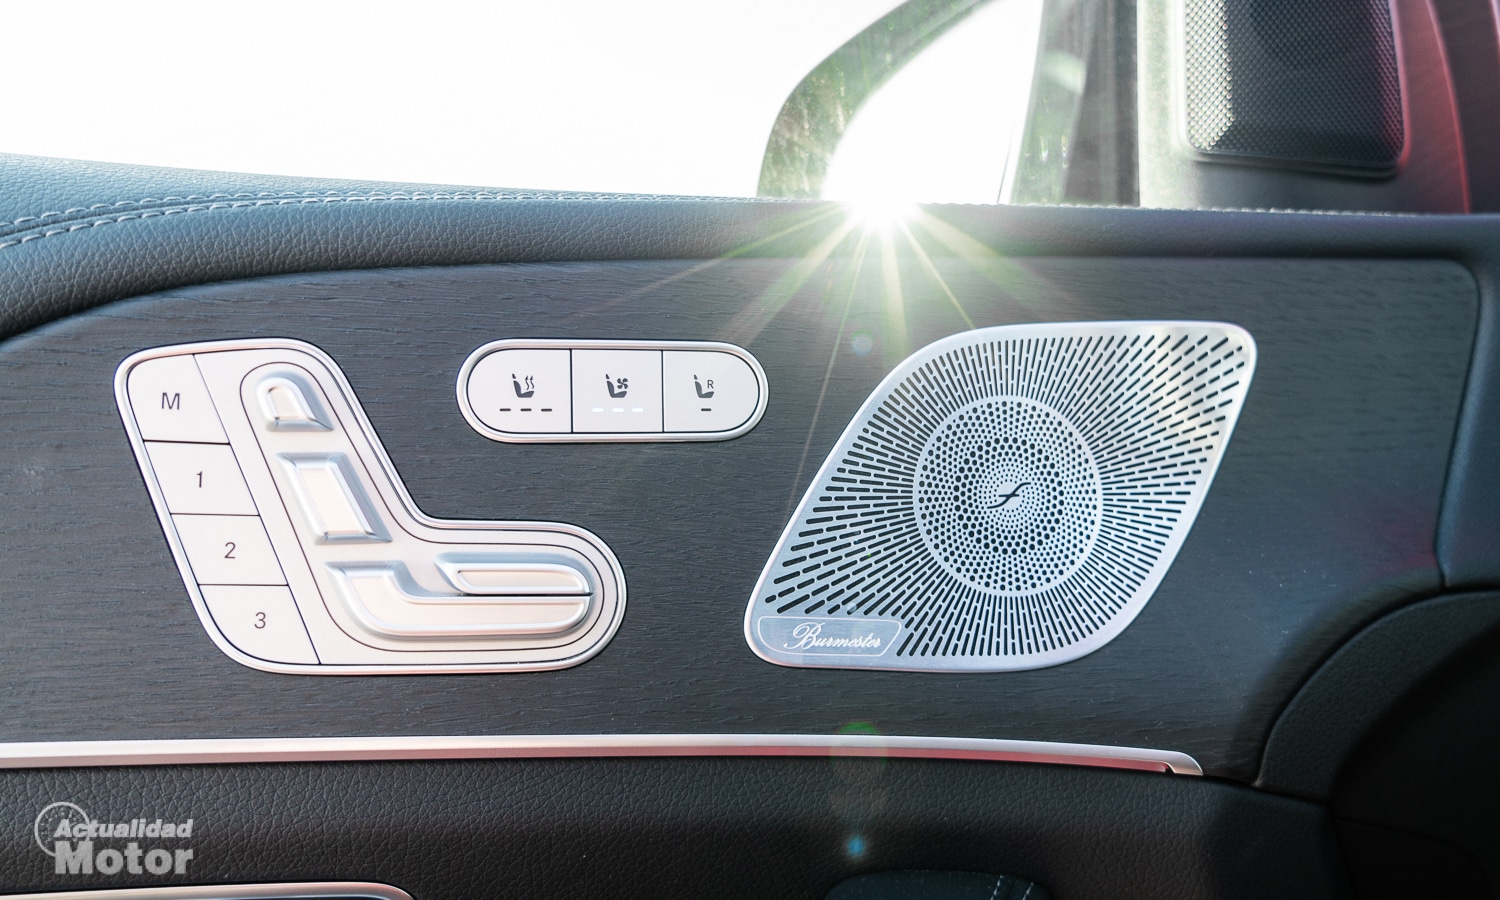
115, 339, 628, 675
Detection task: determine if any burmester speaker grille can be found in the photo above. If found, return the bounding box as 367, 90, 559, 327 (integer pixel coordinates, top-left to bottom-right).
745, 322, 1256, 672
1183, 0, 1403, 172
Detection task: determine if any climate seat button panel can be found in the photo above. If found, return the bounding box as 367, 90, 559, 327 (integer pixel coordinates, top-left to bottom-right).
115, 339, 629, 674
457, 339, 769, 442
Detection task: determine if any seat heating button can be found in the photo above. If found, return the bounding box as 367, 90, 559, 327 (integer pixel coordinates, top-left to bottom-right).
200, 585, 318, 665
145, 442, 257, 515
279, 454, 387, 543
126, 355, 227, 443
465, 348, 572, 435
174, 514, 286, 585
257, 374, 331, 431
662, 350, 761, 433
572, 349, 663, 433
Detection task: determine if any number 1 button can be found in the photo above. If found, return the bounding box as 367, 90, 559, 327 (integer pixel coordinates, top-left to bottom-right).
145, 442, 257, 515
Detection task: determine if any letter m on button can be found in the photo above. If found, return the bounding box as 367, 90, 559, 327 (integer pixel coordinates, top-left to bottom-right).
162, 392, 181, 410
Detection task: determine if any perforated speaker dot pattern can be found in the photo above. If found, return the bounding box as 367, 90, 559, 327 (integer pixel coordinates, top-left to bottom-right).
915, 397, 1101, 594
746, 322, 1256, 672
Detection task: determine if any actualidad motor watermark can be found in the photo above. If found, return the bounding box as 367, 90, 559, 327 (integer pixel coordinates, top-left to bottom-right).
33, 802, 195, 875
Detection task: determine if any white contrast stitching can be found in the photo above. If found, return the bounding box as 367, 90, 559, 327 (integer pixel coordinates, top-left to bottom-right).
2, 189, 718, 230
0, 191, 726, 250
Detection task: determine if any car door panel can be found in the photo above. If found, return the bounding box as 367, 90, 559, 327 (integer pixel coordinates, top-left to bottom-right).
2, 155, 1499, 897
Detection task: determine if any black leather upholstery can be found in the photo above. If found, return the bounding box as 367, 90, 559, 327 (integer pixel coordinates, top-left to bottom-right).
0, 152, 805, 340
0, 758, 1347, 900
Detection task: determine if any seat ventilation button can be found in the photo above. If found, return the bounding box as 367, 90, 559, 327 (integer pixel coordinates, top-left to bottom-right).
571, 348, 663, 433
745, 321, 1257, 673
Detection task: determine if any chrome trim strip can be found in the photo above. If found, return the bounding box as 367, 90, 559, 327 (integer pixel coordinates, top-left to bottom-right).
0, 883, 412, 900
0, 734, 1201, 775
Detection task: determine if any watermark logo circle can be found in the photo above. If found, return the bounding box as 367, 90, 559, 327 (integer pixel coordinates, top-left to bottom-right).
34, 802, 91, 856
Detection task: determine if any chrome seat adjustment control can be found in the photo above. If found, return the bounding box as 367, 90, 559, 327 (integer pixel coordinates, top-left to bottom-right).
117, 340, 627, 674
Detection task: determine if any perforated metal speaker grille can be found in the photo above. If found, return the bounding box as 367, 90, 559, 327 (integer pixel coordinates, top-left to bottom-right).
1183, 0, 1403, 172
915, 397, 1102, 594
745, 322, 1256, 672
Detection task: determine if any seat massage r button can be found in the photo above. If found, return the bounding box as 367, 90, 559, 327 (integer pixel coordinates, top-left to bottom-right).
662, 350, 761, 433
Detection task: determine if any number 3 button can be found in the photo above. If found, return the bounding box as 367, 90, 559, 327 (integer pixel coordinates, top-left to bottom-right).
200, 586, 318, 664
